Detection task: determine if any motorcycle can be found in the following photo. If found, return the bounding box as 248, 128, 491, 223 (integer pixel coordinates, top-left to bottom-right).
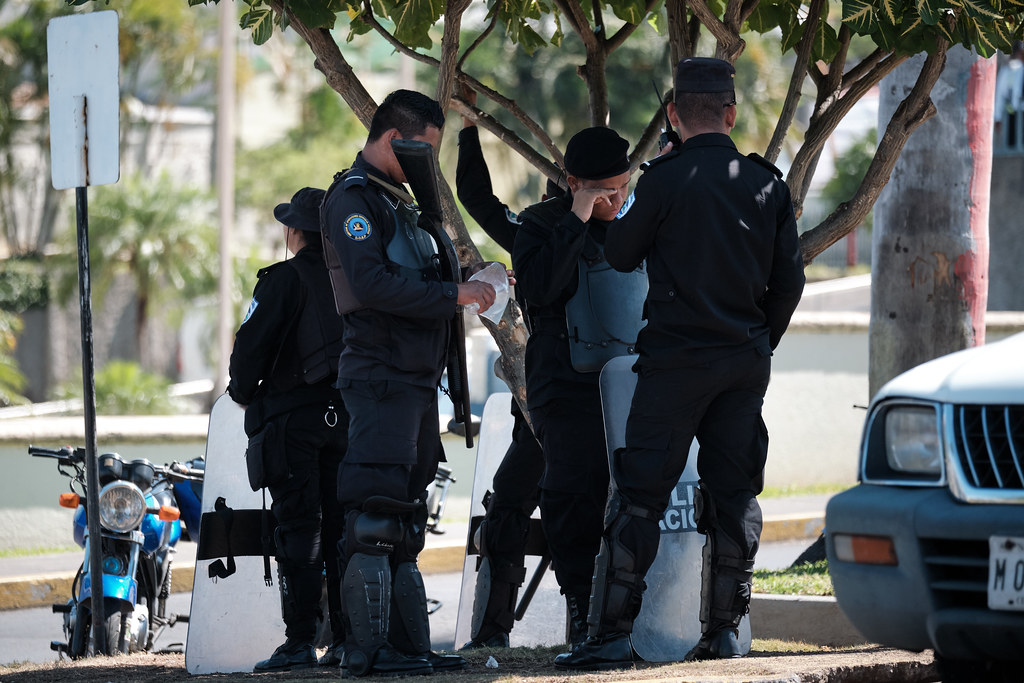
29, 444, 205, 659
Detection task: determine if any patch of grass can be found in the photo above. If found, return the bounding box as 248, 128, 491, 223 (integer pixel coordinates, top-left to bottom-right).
754, 560, 833, 596
0, 545, 78, 558
760, 483, 851, 498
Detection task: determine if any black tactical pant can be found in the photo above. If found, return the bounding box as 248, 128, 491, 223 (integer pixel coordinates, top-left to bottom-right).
609, 348, 771, 624
530, 397, 609, 600
266, 400, 348, 643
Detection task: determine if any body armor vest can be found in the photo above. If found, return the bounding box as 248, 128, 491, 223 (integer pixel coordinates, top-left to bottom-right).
385, 198, 440, 282
564, 238, 648, 373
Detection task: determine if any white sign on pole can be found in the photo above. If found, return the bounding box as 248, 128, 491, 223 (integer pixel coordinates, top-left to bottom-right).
47, 10, 120, 190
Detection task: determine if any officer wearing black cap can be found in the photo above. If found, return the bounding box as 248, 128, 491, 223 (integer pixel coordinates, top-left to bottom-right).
228, 187, 349, 671
511, 126, 640, 647
555, 57, 805, 669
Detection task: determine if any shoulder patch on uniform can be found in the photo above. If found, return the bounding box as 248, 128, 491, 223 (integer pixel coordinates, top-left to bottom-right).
241, 298, 258, 325
344, 213, 372, 241
343, 168, 369, 189
747, 152, 783, 178
616, 190, 636, 218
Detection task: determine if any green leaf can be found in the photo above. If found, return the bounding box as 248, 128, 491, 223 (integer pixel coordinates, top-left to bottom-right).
286, 0, 340, 28
240, 7, 275, 44
962, 0, 1003, 20
389, 0, 442, 49
843, 0, 880, 35
811, 21, 841, 61
607, 0, 651, 24
917, 0, 943, 24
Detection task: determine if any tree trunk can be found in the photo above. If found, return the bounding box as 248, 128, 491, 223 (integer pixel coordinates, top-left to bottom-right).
868, 47, 995, 398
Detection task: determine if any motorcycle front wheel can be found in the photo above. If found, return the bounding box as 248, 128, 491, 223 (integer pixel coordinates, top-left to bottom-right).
105, 598, 131, 655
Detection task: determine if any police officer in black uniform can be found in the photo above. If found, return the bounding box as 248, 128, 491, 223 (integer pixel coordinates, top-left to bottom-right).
511, 126, 636, 647
227, 187, 349, 672
556, 58, 805, 669
321, 89, 492, 677
454, 100, 547, 648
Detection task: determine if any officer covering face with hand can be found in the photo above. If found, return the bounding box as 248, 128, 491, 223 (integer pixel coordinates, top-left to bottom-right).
511, 126, 645, 648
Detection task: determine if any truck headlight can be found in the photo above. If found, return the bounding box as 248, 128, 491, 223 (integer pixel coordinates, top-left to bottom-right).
862, 401, 943, 484
885, 406, 941, 474
98, 481, 147, 532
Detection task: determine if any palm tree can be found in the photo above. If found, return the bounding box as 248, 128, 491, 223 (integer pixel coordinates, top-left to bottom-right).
55, 172, 218, 370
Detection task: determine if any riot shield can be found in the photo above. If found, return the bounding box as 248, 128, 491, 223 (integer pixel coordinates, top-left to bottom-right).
185, 394, 285, 674
453, 393, 565, 648
599, 356, 751, 662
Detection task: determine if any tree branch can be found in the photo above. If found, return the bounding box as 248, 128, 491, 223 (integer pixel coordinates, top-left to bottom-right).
764, 0, 823, 164
787, 51, 907, 211
799, 43, 948, 263
687, 0, 743, 60
458, 12, 498, 71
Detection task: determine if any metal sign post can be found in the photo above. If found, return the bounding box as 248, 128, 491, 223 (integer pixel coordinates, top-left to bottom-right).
47, 10, 120, 656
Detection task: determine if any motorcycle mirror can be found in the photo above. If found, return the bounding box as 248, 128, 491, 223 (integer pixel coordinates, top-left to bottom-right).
157, 505, 180, 522
58, 492, 80, 509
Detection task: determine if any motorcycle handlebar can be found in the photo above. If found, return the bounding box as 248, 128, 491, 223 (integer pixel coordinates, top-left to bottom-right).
27, 445, 80, 465
28, 445, 204, 483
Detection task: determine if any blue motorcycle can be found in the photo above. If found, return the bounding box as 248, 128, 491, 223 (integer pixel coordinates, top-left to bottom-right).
29, 445, 204, 658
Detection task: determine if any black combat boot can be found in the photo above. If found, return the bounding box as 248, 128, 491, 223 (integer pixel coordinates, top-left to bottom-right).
342, 553, 433, 677
253, 563, 321, 672
391, 561, 467, 671
253, 637, 316, 672
683, 528, 753, 662
554, 632, 636, 670
683, 626, 745, 661
565, 593, 590, 649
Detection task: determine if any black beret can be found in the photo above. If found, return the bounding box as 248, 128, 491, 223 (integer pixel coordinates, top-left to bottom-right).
274, 187, 325, 233
674, 57, 736, 94
564, 127, 630, 180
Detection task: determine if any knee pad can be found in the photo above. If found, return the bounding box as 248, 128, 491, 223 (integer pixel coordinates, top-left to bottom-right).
394, 501, 428, 564
344, 498, 412, 558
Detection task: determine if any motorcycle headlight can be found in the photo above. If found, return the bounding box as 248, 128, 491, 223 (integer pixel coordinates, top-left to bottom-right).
98, 481, 147, 533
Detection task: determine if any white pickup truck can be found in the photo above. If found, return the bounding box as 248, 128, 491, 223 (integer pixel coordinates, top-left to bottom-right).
826, 331, 1024, 683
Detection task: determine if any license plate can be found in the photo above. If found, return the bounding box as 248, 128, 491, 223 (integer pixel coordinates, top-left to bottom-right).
988, 536, 1024, 611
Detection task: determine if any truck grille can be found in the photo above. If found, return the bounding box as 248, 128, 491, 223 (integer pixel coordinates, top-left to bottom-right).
922, 537, 989, 609
951, 405, 1024, 492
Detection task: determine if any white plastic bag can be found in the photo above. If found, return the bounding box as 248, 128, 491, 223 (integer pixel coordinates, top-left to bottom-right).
464, 262, 510, 324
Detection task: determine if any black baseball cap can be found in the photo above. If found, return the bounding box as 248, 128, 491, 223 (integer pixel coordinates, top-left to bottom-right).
675, 57, 736, 94
563, 127, 630, 180
273, 187, 325, 233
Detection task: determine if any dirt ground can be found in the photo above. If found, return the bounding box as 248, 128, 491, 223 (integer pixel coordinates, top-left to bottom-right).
0, 643, 939, 683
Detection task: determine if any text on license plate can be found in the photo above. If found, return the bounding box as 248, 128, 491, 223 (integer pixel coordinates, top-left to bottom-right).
988, 536, 1024, 611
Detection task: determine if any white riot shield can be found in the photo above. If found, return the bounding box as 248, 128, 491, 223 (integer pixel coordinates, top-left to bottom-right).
185, 395, 285, 674
453, 393, 565, 648
599, 356, 750, 662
